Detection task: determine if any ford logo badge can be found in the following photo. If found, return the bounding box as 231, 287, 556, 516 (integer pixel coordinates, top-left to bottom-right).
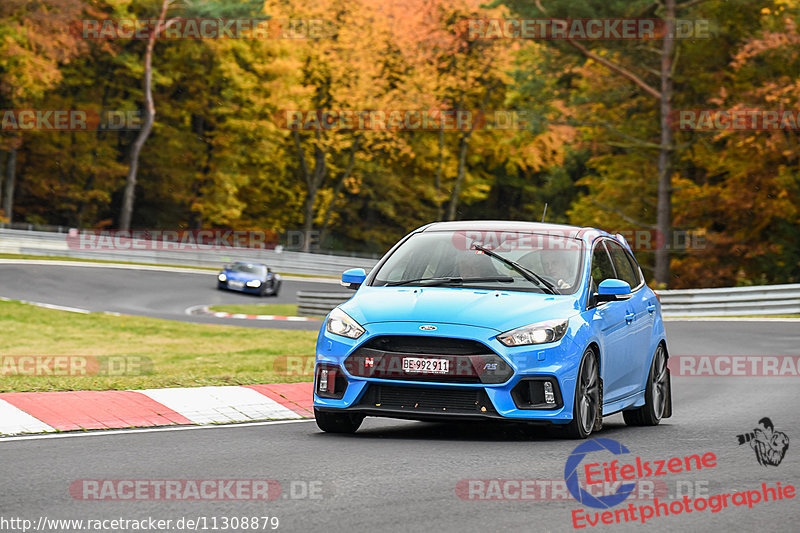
419, 325, 437, 331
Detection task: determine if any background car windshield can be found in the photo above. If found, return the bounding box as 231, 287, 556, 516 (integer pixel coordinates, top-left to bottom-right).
230, 264, 266, 276
371, 231, 582, 294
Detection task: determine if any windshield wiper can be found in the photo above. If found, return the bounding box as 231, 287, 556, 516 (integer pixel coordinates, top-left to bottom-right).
385, 276, 514, 287
470, 244, 557, 295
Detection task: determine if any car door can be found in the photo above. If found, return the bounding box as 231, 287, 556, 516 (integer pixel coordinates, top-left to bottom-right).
587, 240, 632, 403
605, 240, 651, 397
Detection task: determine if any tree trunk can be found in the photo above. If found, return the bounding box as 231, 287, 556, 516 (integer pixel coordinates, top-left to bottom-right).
655, 0, 676, 287
434, 130, 444, 221
0, 150, 5, 209
119, 0, 171, 230
446, 131, 472, 221
295, 131, 328, 252
3, 147, 17, 223
320, 138, 361, 245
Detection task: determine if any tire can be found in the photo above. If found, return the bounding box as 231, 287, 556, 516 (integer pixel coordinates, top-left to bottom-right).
564, 348, 602, 439
217, 283, 226, 291
623, 343, 669, 426
314, 408, 364, 434
260, 281, 279, 297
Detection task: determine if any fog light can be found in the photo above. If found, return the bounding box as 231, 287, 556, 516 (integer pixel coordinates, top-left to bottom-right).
544, 381, 555, 404
511, 378, 562, 410
319, 369, 329, 392
316, 364, 347, 399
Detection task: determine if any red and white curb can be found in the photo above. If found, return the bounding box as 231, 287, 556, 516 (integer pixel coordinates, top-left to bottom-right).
0, 382, 313, 437
186, 304, 320, 322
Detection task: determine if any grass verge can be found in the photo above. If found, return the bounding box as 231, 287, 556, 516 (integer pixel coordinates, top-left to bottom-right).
0, 300, 317, 392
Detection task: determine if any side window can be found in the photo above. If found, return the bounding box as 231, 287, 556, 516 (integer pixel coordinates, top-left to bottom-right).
625, 249, 644, 286
606, 240, 640, 288
590, 242, 616, 291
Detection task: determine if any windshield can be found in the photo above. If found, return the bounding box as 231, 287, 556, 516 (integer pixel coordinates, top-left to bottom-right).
228, 264, 267, 276
371, 231, 583, 294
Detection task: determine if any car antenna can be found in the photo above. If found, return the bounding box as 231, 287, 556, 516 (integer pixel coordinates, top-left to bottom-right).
541, 203, 548, 223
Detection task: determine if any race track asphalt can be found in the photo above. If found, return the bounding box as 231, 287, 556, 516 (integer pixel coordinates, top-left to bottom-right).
0, 263, 332, 330
1, 259, 797, 533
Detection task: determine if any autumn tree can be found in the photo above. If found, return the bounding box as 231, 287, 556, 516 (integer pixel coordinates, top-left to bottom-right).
495, 0, 729, 287
0, 0, 93, 221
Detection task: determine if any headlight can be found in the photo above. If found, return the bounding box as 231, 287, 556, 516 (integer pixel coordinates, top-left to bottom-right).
326, 307, 365, 339
497, 318, 569, 346
218, 273, 227, 282
246, 280, 262, 287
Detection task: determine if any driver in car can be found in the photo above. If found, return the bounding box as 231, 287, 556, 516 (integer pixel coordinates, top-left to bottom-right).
540, 251, 572, 290
456, 251, 498, 279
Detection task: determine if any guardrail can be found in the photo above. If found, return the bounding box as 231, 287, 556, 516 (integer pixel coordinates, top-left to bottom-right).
297, 291, 353, 316
0, 228, 379, 277
3, 228, 798, 316
657, 284, 800, 317
296, 284, 800, 318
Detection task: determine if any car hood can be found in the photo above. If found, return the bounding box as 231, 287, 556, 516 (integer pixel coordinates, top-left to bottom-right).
221, 270, 262, 282
340, 286, 580, 333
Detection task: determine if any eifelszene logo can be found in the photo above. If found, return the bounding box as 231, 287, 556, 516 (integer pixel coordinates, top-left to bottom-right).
737, 417, 789, 467
564, 437, 718, 510
565, 438, 637, 509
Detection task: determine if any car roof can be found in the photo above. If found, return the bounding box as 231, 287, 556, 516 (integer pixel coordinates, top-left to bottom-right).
229, 261, 267, 267
416, 220, 608, 241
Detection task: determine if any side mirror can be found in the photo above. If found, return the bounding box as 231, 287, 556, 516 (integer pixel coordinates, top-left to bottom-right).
595, 279, 632, 303
341, 268, 366, 290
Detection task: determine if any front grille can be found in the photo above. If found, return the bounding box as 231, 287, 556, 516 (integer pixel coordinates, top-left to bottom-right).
361, 336, 491, 355
356, 384, 497, 415
345, 335, 513, 384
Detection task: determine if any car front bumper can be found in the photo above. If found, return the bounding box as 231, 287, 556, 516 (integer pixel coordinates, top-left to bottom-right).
219, 280, 265, 294
313, 321, 584, 424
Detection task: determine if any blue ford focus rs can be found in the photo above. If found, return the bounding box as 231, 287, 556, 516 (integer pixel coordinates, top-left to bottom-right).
313, 221, 672, 438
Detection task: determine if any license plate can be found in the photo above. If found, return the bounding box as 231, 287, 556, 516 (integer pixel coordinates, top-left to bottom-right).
402, 357, 449, 374
228, 280, 245, 289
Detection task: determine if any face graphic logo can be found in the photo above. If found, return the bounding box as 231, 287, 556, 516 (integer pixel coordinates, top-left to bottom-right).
736, 417, 790, 466
419, 325, 437, 331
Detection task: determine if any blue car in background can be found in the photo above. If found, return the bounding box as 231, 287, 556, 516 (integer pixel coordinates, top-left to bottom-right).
217, 261, 281, 297
313, 221, 672, 438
